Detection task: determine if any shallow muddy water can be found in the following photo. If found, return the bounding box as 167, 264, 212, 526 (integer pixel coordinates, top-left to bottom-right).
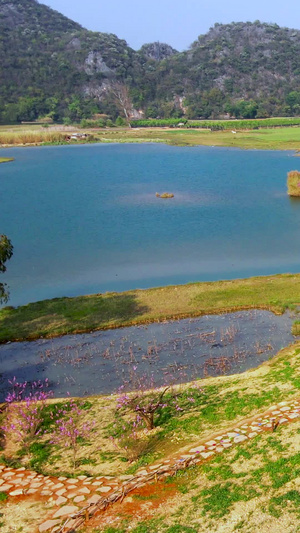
0, 310, 295, 401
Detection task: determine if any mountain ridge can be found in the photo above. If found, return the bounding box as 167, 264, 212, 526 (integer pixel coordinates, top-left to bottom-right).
1, 0, 300, 121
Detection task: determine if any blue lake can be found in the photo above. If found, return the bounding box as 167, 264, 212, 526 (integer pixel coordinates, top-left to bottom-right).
0, 143, 300, 307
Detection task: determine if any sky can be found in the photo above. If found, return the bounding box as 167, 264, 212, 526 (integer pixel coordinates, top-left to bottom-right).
43, 0, 300, 51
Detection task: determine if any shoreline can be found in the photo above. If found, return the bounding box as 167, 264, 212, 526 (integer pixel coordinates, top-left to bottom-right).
1, 273, 299, 343
2, 124, 300, 151
0, 139, 297, 152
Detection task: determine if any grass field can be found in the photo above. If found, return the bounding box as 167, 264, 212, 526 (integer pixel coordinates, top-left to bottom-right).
1, 123, 300, 150
0, 126, 67, 146
1, 274, 300, 342
96, 126, 300, 150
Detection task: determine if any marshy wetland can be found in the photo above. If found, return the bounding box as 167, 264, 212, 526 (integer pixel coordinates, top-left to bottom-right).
0, 309, 295, 401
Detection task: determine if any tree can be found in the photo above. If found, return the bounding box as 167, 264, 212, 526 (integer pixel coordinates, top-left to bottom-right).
2, 378, 52, 452
230, 99, 258, 119
0, 235, 13, 304
286, 91, 300, 116
50, 399, 94, 473
109, 82, 133, 126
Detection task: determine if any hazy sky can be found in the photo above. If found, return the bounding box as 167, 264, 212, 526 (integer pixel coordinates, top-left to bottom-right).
43, 0, 300, 51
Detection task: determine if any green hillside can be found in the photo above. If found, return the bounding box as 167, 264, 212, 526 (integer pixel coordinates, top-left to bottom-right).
2, 1, 300, 121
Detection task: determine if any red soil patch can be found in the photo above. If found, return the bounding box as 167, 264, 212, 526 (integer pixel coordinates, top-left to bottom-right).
83, 480, 178, 530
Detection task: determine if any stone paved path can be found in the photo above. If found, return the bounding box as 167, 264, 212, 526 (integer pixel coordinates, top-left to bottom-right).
1, 398, 300, 532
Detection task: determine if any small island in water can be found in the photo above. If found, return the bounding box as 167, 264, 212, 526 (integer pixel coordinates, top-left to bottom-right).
0, 157, 14, 164
156, 192, 174, 198
287, 170, 300, 196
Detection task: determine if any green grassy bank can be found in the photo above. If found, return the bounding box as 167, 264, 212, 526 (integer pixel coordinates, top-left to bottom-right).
96, 125, 300, 150
2, 123, 300, 150
1, 273, 299, 343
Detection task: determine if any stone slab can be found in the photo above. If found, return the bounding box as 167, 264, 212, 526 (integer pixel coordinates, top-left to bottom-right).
55, 489, 67, 496
79, 487, 90, 494
53, 505, 78, 518
234, 435, 248, 443
96, 486, 111, 493
0, 484, 13, 491
87, 494, 101, 504
189, 446, 205, 453
39, 520, 61, 532
55, 496, 67, 505
9, 489, 23, 496
200, 451, 214, 459
74, 495, 85, 503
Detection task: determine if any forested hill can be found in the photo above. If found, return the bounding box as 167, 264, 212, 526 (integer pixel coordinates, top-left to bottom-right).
0, 0, 144, 122
1, 0, 300, 122
171, 22, 300, 118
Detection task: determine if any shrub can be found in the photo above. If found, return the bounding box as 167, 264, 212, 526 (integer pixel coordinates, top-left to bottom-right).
1, 378, 53, 451
130, 119, 187, 128
115, 116, 126, 126
158, 192, 174, 199
287, 170, 300, 196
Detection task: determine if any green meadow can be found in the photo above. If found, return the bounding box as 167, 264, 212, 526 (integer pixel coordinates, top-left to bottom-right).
1, 122, 300, 151
1, 274, 299, 342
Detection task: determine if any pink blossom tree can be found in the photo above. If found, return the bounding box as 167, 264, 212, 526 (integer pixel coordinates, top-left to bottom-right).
50, 398, 93, 472
2, 377, 52, 450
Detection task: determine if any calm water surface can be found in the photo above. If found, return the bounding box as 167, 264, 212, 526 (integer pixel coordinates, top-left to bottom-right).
0, 143, 300, 306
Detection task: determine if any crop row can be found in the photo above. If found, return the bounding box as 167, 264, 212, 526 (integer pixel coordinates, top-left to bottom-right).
130, 117, 300, 130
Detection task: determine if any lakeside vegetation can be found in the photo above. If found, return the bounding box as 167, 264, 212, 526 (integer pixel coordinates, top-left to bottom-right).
0, 127, 68, 146
96, 125, 300, 150
157, 192, 175, 198
0, 157, 14, 163
1, 273, 299, 343
131, 117, 300, 130
287, 170, 300, 196
3, 123, 300, 151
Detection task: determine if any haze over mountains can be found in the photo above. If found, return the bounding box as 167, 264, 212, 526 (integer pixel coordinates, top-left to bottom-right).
1, 0, 300, 122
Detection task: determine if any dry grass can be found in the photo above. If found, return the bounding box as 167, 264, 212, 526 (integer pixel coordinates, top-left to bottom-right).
0, 129, 66, 145
0, 499, 50, 533
287, 170, 300, 196
0, 124, 77, 147
78, 418, 300, 533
